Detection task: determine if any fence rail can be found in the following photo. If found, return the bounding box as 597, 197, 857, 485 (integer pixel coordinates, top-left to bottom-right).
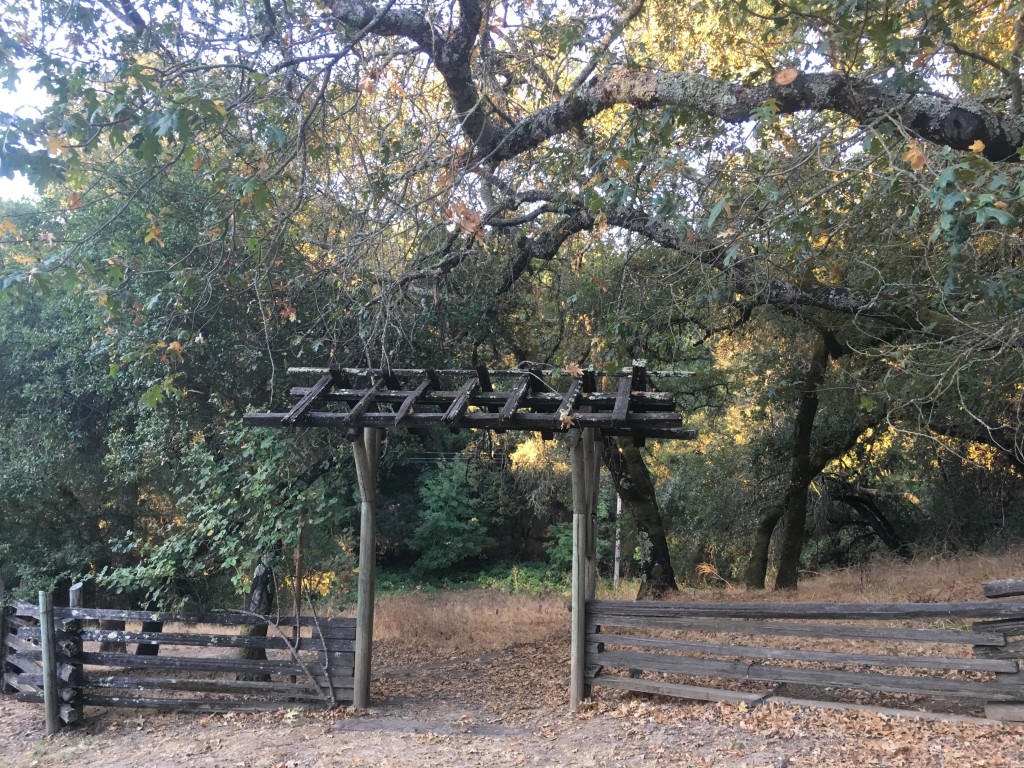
1, 586, 355, 732
585, 584, 1024, 722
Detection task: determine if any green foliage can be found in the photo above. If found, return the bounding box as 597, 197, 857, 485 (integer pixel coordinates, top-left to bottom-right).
409, 461, 493, 576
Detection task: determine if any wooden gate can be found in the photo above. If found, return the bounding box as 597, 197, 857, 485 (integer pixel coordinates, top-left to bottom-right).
2, 588, 354, 731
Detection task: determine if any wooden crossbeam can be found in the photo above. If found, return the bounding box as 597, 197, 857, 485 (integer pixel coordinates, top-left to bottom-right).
281, 373, 333, 425
245, 409, 696, 439
498, 374, 531, 424
393, 380, 430, 426
443, 377, 479, 426
610, 377, 631, 425
341, 381, 383, 427
555, 378, 583, 429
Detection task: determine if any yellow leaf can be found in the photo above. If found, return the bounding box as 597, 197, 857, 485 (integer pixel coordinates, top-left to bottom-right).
773, 67, 799, 86
0, 218, 20, 237
969, 139, 986, 153
214, 100, 228, 117
564, 362, 584, 377
902, 142, 927, 171
47, 134, 65, 157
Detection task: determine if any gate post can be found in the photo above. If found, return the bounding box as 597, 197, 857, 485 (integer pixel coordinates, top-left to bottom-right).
38, 591, 59, 736
569, 429, 589, 711
352, 427, 381, 709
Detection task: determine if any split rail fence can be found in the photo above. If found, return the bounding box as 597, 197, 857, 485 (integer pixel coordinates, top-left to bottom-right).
1, 584, 353, 734
585, 580, 1024, 721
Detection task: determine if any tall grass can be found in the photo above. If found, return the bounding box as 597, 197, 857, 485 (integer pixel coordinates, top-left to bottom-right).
373, 589, 566, 655
367, 547, 1024, 656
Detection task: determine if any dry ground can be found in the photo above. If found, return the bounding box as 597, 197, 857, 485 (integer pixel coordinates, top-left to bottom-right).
3, 553, 1024, 767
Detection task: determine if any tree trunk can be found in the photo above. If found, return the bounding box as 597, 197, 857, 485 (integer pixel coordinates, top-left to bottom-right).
603, 437, 678, 599
744, 504, 783, 589
236, 556, 276, 680
773, 336, 829, 590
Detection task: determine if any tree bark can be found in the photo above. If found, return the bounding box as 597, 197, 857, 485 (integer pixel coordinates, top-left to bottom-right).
744, 504, 784, 589
236, 556, 276, 680
602, 437, 678, 599
773, 336, 829, 590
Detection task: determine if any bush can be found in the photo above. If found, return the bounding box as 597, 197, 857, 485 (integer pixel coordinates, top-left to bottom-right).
409, 461, 493, 576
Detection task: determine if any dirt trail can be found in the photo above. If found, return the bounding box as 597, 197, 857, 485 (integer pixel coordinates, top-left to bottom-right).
2, 635, 1022, 767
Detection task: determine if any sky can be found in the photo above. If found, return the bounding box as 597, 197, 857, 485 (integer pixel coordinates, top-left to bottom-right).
0, 66, 47, 201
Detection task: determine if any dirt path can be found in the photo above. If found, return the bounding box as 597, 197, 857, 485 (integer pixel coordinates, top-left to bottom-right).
2, 636, 1022, 767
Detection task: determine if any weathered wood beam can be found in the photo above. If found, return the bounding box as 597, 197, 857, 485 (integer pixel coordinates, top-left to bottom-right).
498, 374, 531, 424
610, 377, 631, 425
281, 373, 334, 425
569, 430, 588, 712
984, 579, 1024, 599
244, 410, 696, 438
442, 377, 480, 426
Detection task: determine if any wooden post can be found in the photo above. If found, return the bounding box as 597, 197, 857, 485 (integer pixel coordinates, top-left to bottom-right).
352, 428, 381, 709
66, 583, 83, 725
569, 429, 588, 711
584, 428, 600, 601
38, 591, 59, 736
0, 579, 7, 694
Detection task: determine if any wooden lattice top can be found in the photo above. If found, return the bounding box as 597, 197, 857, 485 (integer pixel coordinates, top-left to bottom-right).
242, 363, 697, 442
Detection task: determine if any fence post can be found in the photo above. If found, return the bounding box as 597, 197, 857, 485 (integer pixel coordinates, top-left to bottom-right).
66, 583, 83, 725
38, 591, 59, 736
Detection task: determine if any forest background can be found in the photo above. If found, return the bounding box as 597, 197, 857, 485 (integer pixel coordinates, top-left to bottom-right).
3, 0, 1024, 610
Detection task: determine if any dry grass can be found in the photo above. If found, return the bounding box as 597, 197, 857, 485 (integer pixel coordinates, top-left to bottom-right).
373, 589, 566, 656
366, 547, 1023, 660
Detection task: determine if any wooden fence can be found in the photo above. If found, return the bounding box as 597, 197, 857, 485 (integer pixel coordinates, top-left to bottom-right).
586, 582, 1024, 722
1, 585, 354, 733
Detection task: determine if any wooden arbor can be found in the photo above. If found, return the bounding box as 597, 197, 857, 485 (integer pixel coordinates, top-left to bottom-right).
243, 363, 695, 710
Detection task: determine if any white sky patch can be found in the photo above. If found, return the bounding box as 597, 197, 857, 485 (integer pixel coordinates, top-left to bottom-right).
1, 65, 49, 201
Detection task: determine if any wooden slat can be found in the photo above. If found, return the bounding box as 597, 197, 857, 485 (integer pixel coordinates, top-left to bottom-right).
975, 639, 1024, 659
588, 673, 760, 704
77, 695, 337, 712
281, 373, 333, 425
973, 619, 1024, 635
985, 702, 1024, 722
80, 674, 329, 698
69, 629, 333, 651
498, 375, 531, 423
589, 598, 1024, 621
392, 380, 430, 425
4, 670, 41, 693
592, 650, 1024, 700
590, 674, 1000, 724
610, 377, 631, 425
4, 632, 40, 654
33, 606, 326, 626
983, 579, 1024, 599
590, 633, 1019, 673
339, 381, 384, 427
75, 651, 351, 677
554, 378, 583, 429
6, 653, 44, 672
585, 614, 1006, 646
442, 377, 479, 425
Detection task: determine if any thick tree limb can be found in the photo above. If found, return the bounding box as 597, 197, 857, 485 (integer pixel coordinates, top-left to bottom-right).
329, 2, 1024, 162
501, 69, 1024, 162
